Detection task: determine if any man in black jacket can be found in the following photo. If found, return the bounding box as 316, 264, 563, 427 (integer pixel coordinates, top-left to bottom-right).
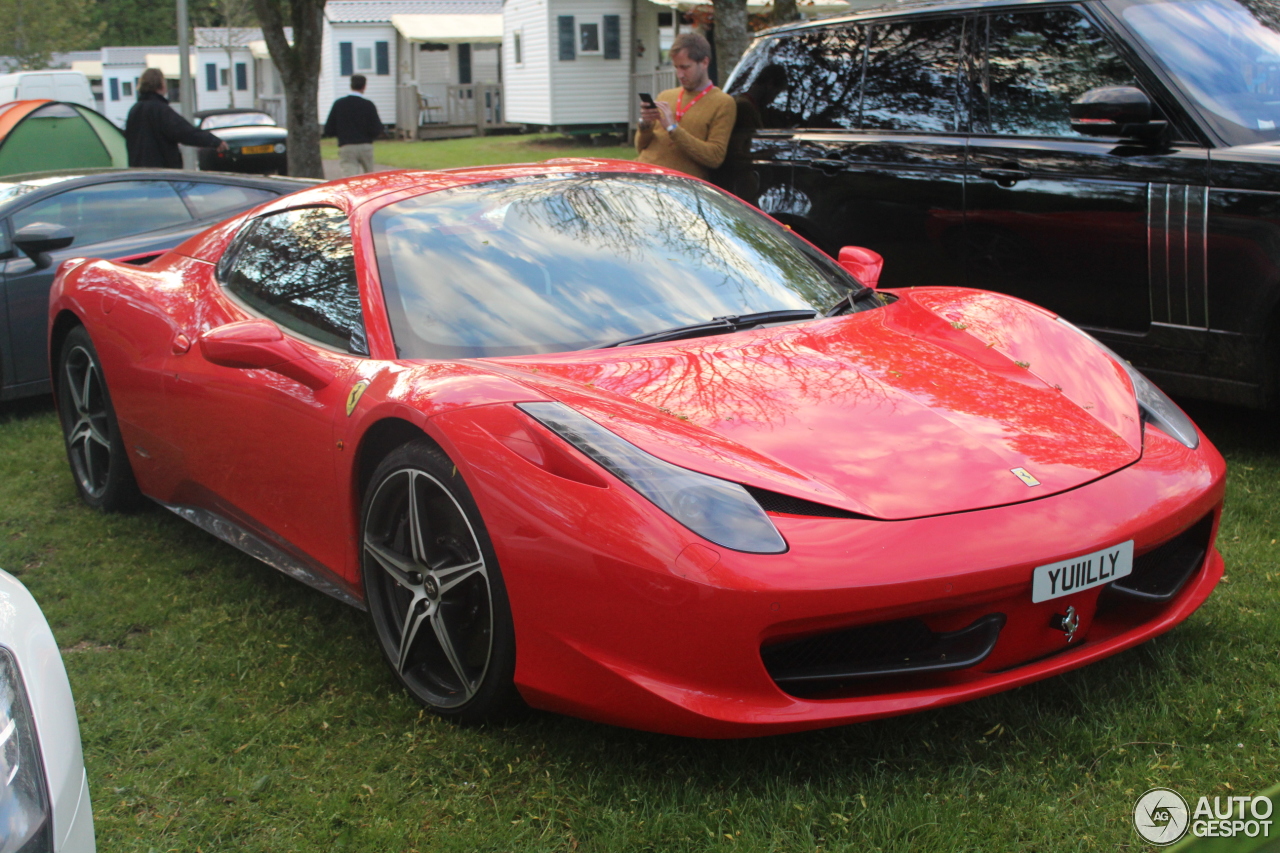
323, 75, 385, 176
125, 68, 227, 169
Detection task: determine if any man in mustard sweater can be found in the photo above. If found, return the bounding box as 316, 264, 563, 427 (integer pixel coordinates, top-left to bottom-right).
636, 32, 736, 180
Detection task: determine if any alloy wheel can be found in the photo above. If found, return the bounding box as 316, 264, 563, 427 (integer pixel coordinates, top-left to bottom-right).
364, 467, 494, 709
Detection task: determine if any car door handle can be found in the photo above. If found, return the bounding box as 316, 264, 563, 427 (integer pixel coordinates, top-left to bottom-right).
979, 167, 1029, 187
809, 158, 847, 174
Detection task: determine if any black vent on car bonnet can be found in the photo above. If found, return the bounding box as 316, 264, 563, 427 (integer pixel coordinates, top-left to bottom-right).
761, 613, 1006, 696
1108, 513, 1213, 602
745, 486, 867, 519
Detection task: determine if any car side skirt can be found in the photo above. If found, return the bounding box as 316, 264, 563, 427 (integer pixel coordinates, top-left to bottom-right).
157, 500, 365, 610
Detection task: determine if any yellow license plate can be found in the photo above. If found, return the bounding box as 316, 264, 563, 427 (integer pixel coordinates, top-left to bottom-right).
241, 144, 274, 154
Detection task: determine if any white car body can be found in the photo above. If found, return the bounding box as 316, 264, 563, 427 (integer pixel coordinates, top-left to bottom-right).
0, 568, 95, 852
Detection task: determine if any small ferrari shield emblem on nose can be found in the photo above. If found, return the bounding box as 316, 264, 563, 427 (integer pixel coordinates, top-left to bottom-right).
1011, 467, 1041, 487
346, 380, 369, 417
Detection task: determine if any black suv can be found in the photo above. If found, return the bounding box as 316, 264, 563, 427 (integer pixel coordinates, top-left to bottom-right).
719, 0, 1280, 408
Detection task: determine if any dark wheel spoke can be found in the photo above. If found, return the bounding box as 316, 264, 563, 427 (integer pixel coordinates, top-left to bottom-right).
435, 558, 486, 596
429, 610, 474, 698
406, 471, 430, 565
364, 536, 424, 591
396, 597, 431, 674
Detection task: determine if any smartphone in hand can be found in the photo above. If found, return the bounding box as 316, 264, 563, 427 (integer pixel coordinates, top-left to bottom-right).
638, 92, 656, 108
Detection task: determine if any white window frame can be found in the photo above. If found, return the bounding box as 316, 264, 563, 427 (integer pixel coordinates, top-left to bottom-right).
356, 46, 374, 72
578, 17, 603, 55
513, 29, 523, 65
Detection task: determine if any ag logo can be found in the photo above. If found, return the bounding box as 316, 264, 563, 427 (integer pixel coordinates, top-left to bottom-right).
345, 380, 369, 417
1134, 787, 1190, 846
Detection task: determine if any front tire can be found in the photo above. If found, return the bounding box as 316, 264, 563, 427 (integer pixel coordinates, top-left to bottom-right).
361, 439, 521, 723
56, 325, 142, 511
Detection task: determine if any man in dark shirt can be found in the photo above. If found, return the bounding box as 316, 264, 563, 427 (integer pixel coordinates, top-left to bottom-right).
125, 68, 227, 169
323, 75, 385, 177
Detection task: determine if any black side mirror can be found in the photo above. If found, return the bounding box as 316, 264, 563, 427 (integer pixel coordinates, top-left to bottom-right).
1070, 86, 1169, 144
13, 222, 75, 270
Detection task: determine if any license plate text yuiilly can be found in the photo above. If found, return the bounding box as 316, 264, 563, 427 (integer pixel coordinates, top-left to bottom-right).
1031, 541, 1133, 603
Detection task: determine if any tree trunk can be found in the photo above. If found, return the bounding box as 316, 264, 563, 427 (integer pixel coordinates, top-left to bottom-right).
252, 0, 326, 178
773, 0, 800, 24
711, 0, 750, 85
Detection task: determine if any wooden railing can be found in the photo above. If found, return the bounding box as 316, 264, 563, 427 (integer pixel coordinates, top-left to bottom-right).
629, 68, 677, 129
444, 84, 504, 129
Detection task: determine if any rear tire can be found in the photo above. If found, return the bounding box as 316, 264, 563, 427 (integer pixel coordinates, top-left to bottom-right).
56, 326, 142, 511
361, 439, 522, 723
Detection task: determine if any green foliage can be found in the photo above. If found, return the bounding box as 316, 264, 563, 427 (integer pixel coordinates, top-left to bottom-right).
90, 0, 177, 47
0, 0, 103, 69
0, 386, 1275, 850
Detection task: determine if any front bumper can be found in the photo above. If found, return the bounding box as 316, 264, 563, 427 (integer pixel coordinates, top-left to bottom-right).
432, 406, 1226, 738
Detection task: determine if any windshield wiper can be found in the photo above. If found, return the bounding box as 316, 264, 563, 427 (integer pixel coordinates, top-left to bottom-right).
824, 285, 882, 317
601, 309, 819, 348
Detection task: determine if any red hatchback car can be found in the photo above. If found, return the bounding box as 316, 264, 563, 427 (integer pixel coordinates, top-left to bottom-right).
47, 161, 1225, 737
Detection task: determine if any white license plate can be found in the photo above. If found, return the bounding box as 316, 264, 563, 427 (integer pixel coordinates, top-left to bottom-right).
1031, 541, 1133, 603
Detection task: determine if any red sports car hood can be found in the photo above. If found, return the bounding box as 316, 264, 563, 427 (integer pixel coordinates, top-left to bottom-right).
485, 289, 1143, 520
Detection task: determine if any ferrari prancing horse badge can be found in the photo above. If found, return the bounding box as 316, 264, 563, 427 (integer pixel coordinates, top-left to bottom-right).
346, 380, 369, 417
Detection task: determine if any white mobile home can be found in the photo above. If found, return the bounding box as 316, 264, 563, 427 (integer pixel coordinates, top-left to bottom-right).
193, 28, 258, 112
319, 0, 505, 136
503, 0, 634, 128
502, 0, 852, 131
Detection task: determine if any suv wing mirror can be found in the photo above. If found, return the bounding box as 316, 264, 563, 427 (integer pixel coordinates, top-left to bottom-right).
13, 222, 74, 270
1070, 86, 1169, 144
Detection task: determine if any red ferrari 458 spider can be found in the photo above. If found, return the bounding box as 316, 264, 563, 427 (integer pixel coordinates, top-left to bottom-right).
48, 161, 1225, 737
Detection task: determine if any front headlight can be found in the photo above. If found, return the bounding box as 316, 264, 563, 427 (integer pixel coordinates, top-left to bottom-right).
0, 647, 51, 853
518, 402, 787, 554
1057, 318, 1199, 449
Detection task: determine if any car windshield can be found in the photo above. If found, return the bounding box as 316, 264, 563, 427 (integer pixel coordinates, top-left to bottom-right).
1119, 0, 1280, 143
371, 173, 858, 358
200, 112, 276, 129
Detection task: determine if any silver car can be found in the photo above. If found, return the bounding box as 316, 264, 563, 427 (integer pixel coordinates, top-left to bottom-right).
0, 568, 95, 852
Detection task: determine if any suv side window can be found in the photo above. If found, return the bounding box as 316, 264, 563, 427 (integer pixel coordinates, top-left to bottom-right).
731, 28, 863, 129
977, 8, 1140, 136
730, 17, 964, 132
861, 17, 965, 132
219, 206, 367, 354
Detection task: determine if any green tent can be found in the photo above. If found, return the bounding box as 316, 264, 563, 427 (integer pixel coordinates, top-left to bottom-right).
0, 100, 128, 176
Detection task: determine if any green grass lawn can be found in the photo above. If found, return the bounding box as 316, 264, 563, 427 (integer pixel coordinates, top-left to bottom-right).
1, 394, 1276, 852
321, 133, 636, 171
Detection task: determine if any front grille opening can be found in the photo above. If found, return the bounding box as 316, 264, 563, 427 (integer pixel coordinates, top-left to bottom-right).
745, 486, 867, 519
1108, 513, 1213, 603
762, 613, 1005, 697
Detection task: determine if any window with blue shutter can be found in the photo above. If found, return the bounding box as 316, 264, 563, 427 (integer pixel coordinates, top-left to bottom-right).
235, 62, 247, 90
604, 15, 621, 59
206, 63, 218, 91
558, 16, 575, 60
109, 78, 119, 101
339, 42, 353, 76
376, 41, 390, 75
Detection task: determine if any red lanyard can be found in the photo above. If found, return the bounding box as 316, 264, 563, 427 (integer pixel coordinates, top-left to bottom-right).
675, 84, 712, 121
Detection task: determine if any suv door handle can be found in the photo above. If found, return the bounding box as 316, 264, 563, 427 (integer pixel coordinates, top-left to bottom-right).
979, 167, 1029, 187
809, 158, 847, 173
